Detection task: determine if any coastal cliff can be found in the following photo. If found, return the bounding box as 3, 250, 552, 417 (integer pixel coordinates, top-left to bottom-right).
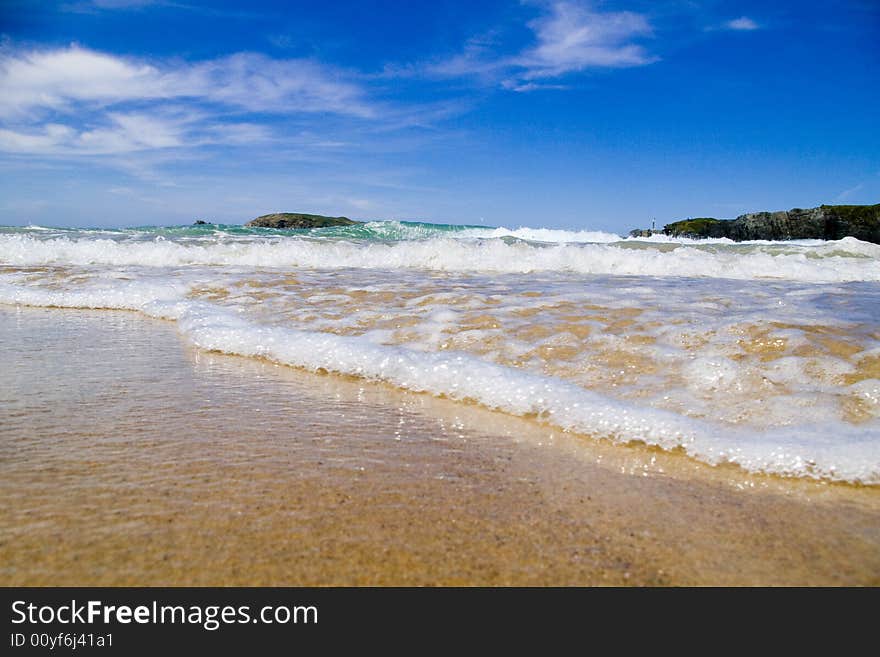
245, 213, 361, 229
630, 204, 880, 243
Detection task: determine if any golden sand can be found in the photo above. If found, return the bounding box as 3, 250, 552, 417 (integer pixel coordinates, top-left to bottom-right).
1, 307, 878, 586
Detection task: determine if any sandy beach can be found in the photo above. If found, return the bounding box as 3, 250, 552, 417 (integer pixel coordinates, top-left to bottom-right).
2, 0, 879, 606
2, 306, 878, 586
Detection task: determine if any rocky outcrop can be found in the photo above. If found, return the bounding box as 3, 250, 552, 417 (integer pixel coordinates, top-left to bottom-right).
657, 204, 880, 243
245, 213, 361, 229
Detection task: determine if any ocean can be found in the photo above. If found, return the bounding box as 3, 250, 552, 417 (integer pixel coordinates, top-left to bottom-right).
1, 221, 878, 484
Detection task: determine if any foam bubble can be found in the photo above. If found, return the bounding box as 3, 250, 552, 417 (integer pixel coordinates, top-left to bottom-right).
682, 356, 748, 393
2, 233, 879, 282
1, 281, 878, 484
458, 226, 626, 243
851, 379, 880, 415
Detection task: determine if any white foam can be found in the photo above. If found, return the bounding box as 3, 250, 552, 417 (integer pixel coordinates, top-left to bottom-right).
0, 279, 189, 317
1, 281, 878, 484
457, 226, 625, 243
2, 233, 879, 282
850, 380, 880, 416
455, 225, 839, 247
682, 356, 748, 393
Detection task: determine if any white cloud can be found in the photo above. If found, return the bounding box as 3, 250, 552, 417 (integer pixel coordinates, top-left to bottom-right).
211, 122, 273, 145
517, 1, 656, 78
61, 1, 263, 18
79, 113, 184, 150
347, 198, 373, 210
0, 108, 276, 156
0, 124, 76, 154
0, 45, 377, 157
422, 1, 656, 90
59, 0, 162, 11
0, 46, 374, 119
186, 53, 374, 117
725, 17, 760, 31
501, 80, 569, 93
0, 113, 185, 155
0, 47, 169, 118
89, 0, 159, 8
425, 33, 506, 78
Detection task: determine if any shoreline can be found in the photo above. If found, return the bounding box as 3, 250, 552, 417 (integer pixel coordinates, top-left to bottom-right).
1, 306, 878, 585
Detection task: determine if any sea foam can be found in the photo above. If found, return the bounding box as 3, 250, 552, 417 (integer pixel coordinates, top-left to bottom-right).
1, 279, 878, 484
2, 222, 878, 484
1, 233, 879, 282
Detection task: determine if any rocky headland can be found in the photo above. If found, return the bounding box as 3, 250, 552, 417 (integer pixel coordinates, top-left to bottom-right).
630, 204, 880, 244
245, 213, 361, 229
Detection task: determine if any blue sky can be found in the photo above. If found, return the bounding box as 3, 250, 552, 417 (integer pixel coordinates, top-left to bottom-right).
0, 0, 877, 231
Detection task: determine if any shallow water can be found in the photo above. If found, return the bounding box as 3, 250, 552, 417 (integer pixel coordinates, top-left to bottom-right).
1, 222, 878, 482
2, 307, 879, 585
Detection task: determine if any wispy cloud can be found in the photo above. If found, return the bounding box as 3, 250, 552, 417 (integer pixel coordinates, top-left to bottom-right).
61, 0, 160, 10
0, 47, 168, 119
188, 53, 375, 117
0, 45, 376, 156
516, 1, 656, 78
0, 110, 273, 156
421, 1, 657, 90
0, 46, 374, 119
724, 17, 760, 31
501, 81, 569, 93
89, 0, 158, 7
835, 182, 864, 202
424, 32, 506, 79
61, 0, 265, 18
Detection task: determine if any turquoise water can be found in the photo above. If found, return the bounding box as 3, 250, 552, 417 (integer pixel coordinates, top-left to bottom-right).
0, 220, 491, 242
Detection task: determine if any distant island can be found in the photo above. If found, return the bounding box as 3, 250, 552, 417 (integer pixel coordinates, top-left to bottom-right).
245, 212, 362, 229
630, 204, 880, 244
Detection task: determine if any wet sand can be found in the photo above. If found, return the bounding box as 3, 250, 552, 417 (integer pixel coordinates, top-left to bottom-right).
1, 306, 878, 586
